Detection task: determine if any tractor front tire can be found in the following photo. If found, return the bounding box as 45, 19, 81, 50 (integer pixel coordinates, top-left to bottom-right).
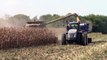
81, 33, 88, 46
61, 34, 67, 45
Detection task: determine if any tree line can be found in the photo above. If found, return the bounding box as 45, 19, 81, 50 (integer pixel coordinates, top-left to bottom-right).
0, 14, 107, 33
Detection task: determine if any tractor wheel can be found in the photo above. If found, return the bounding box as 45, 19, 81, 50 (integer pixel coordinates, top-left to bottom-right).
61, 34, 67, 45
76, 33, 82, 44
81, 33, 88, 46
88, 38, 92, 43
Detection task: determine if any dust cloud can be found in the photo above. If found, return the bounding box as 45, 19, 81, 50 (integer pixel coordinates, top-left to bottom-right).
0, 18, 26, 28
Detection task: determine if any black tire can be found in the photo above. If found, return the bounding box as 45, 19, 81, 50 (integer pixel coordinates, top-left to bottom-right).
61, 34, 67, 45
88, 38, 92, 43
81, 33, 88, 46
76, 33, 82, 44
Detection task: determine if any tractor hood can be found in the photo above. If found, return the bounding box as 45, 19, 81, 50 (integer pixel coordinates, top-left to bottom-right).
68, 29, 77, 34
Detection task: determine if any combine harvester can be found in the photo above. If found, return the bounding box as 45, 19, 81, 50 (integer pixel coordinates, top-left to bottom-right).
26, 13, 92, 45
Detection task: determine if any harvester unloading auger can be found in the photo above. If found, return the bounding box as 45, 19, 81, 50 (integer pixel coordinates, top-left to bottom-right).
26, 13, 92, 45
26, 13, 81, 27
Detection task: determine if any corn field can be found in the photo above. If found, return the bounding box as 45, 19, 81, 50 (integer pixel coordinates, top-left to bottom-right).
0, 27, 57, 49
0, 28, 106, 60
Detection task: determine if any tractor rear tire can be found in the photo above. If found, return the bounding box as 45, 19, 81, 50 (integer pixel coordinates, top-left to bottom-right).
61, 34, 67, 45
76, 33, 82, 44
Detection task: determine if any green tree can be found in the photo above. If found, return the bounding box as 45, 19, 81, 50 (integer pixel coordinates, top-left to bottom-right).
83, 14, 107, 33
39, 14, 52, 22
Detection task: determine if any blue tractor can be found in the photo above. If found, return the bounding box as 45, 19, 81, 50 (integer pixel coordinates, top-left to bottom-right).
62, 22, 92, 45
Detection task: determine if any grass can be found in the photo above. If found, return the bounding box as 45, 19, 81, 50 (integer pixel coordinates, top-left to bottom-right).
0, 28, 107, 60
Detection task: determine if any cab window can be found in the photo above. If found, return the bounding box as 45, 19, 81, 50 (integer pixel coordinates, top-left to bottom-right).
70, 24, 78, 29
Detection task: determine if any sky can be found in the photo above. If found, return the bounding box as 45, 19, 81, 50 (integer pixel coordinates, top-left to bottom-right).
0, 0, 107, 18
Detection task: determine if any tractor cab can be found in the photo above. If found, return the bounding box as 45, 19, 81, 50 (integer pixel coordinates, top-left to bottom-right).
67, 22, 90, 32
67, 22, 80, 31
